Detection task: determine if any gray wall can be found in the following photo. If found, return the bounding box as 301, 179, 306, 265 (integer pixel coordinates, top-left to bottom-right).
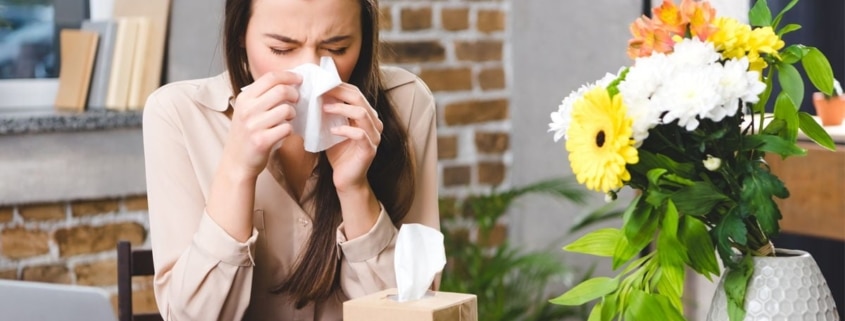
166, 0, 226, 82
509, 0, 639, 258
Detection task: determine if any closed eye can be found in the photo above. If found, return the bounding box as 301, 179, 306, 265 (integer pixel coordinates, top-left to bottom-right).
270, 47, 294, 55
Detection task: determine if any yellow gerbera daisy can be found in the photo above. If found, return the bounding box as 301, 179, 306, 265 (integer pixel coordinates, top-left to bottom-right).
566, 87, 639, 193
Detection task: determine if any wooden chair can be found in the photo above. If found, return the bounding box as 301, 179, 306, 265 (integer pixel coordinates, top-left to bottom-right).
117, 241, 163, 321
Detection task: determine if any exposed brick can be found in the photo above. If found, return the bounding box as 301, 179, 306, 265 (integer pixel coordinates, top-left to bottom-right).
479, 67, 506, 90
75, 260, 117, 286
0, 269, 17, 280
0, 207, 13, 223
111, 288, 159, 316
475, 132, 509, 154
381, 41, 446, 63
1, 228, 50, 259
443, 166, 471, 187
22, 265, 71, 284
125, 195, 148, 212
401, 7, 432, 31
478, 224, 508, 247
478, 161, 506, 185
379, 4, 392, 30
444, 99, 509, 125
477, 9, 506, 33
441, 8, 469, 31
71, 199, 119, 217
438, 135, 458, 160
54, 222, 146, 257
18, 203, 65, 221
455, 40, 503, 62
419, 67, 472, 92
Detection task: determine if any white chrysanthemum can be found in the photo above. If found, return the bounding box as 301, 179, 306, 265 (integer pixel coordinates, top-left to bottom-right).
711, 58, 766, 121
656, 64, 723, 131
618, 53, 673, 145
669, 38, 721, 68
549, 72, 619, 142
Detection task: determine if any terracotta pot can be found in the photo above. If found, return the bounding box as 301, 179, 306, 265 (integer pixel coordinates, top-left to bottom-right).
813, 92, 845, 126
706, 249, 840, 321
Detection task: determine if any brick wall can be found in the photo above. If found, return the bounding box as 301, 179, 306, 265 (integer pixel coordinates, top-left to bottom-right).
0, 197, 158, 314
380, 0, 511, 198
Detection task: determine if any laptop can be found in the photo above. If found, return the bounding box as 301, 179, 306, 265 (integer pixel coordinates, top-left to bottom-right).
0, 279, 118, 321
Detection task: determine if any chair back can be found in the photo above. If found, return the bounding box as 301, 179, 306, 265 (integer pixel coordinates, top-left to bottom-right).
117, 241, 163, 321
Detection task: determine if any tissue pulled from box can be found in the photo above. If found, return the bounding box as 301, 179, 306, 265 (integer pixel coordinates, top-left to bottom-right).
395, 223, 447, 302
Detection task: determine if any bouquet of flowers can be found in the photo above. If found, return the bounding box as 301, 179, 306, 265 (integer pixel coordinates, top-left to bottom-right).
547, 0, 836, 320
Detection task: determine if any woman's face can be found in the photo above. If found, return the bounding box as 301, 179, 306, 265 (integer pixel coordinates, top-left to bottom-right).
244, 0, 362, 82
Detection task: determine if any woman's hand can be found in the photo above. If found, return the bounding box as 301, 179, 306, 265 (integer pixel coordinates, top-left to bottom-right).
222, 71, 302, 180
323, 83, 383, 192
324, 83, 383, 238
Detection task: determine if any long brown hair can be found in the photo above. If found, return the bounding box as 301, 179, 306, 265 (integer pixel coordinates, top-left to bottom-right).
224, 0, 415, 308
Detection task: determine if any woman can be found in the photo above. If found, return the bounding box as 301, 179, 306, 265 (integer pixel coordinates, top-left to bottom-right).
141, 0, 439, 319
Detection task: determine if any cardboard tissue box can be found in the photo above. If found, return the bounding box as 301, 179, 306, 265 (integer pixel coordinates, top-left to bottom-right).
343, 288, 477, 321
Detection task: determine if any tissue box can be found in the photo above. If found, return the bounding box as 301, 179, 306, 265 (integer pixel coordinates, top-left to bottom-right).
343, 288, 477, 321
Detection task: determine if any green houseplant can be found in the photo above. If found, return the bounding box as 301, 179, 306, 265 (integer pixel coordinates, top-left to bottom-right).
545, 0, 838, 320
439, 177, 602, 321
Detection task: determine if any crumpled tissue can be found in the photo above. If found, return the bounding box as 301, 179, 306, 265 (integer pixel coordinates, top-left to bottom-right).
394, 223, 447, 302
289, 56, 347, 152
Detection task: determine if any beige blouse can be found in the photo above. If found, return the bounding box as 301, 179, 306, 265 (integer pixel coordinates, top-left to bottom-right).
142, 66, 440, 321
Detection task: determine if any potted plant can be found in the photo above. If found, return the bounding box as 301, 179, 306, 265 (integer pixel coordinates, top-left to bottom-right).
545, 0, 839, 320
813, 79, 845, 126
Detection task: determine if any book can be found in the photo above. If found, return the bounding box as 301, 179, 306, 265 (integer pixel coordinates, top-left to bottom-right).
105, 17, 139, 111
81, 20, 118, 110
127, 17, 150, 109
113, 0, 171, 109
54, 29, 99, 112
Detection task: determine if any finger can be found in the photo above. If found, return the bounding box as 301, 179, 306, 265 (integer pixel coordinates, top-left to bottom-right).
324, 103, 381, 143
241, 71, 302, 99
251, 84, 299, 111
247, 104, 296, 130
326, 84, 382, 131
330, 126, 377, 150
254, 123, 293, 150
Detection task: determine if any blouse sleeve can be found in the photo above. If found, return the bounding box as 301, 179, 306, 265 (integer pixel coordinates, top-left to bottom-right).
336, 78, 440, 299
143, 89, 258, 320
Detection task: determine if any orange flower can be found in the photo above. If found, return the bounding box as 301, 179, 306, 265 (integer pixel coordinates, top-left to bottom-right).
627, 16, 675, 59
680, 0, 717, 40
652, 0, 686, 35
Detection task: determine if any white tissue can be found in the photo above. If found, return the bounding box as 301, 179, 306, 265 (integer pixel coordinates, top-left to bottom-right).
289, 57, 347, 152
394, 224, 447, 302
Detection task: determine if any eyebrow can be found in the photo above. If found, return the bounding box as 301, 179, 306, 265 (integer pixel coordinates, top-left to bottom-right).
263, 33, 352, 45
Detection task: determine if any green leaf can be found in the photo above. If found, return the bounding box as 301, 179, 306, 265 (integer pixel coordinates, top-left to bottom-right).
779, 45, 805, 64
631, 150, 696, 179
762, 118, 786, 136
587, 302, 603, 321
773, 92, 799, 143
777, 63, 804, 109
564, 228, 623, 257
613, 230, 643, 270
623, 199, 659, 253
741, 165, 788, 236
680, 216, 721, 279
749, 0, 772, 27
753, 68, 775, 113
647, 168, 669, 187
777, 23, 801, 37
549, 277, 619, 306
741, 134, 807, 157
655, 265, 685, 311
772, 0, 799, 28
671, 181, 731, 217
600, 292, 619, 321
713, 208, 747, 267
798, 112, 837, 151
661, 200, 680, 238
724, 255, 754, 321
624, 290, 686, 321
802, 47, 835, 95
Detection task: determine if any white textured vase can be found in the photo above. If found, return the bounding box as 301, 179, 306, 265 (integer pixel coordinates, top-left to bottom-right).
707, 249, 839, 321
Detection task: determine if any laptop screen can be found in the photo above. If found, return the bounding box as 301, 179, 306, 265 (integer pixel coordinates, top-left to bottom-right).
0, 279, 117, 321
